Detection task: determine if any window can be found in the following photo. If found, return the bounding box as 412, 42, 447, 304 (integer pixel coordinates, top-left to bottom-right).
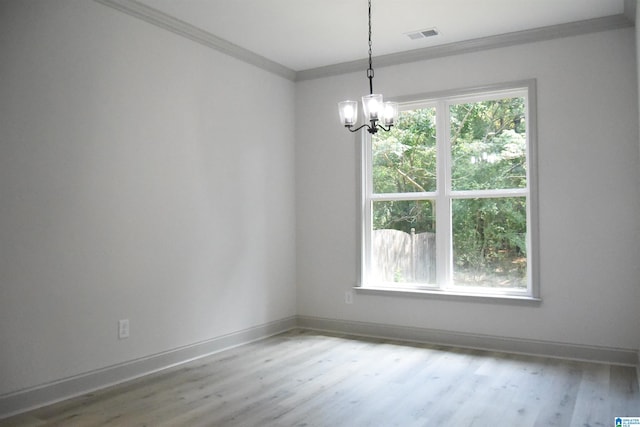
360, 81, 538, 299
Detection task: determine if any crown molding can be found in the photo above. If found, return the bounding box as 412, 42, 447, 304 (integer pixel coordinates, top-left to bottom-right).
296, 14, 634, 81
94, 0, 297, 81
94, 0, 633, 84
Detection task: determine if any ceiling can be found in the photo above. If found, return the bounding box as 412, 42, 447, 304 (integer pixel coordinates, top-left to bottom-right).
134, 0, 629, 72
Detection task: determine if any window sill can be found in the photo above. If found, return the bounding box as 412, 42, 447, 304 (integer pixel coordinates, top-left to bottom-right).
354, 285, 542, 305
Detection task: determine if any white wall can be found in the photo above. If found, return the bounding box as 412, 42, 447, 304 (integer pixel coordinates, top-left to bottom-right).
0, 0, 637, 406
637, 1, 640, 162
635, 0, 640, 362
0, 0, 296, 396
296, 28, 640, 351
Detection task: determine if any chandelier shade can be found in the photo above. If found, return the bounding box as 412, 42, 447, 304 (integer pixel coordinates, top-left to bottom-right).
362, 94, 382, 121
382, 101, 399, 126
338, 100, 358, 127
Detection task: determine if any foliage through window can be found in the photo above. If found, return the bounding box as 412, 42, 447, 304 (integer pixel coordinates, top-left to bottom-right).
361, 82, 537, 298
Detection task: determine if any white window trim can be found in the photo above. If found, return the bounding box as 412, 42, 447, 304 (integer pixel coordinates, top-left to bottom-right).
356, 80, 540, 302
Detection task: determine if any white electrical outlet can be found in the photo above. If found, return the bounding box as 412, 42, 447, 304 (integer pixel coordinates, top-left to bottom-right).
118, 319, 129, 339
345, 290, 354, 305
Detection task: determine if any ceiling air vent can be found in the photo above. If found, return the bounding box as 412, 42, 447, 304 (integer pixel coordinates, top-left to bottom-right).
406, 28, 439, 40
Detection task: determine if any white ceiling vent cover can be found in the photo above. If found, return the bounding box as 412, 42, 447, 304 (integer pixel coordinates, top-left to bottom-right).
406, 28, 439, 40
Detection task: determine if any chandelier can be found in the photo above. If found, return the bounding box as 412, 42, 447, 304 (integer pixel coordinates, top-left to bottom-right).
338, 0, 398, 134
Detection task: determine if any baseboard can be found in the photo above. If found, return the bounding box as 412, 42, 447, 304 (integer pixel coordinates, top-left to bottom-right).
0, 316, 297, 420
1, 315, 635, 420
637, 350, 640, 389
297, 315, 638, 367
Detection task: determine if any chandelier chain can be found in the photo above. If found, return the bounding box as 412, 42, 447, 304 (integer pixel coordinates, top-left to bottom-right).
367, 0, 374, 94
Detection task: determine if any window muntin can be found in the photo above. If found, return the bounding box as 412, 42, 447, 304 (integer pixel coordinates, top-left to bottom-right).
362, 83, 536, 298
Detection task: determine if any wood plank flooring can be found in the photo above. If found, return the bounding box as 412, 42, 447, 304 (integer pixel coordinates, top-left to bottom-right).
1, 329, 638, 426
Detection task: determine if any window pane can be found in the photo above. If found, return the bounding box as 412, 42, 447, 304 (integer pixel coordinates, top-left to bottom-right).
452, 197, 527, 289
371, 200, 436, 284
372, 108, 436, 193
450, 97, 526, 191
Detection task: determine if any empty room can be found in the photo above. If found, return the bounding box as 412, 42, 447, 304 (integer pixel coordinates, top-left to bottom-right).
1, 0, 639, 425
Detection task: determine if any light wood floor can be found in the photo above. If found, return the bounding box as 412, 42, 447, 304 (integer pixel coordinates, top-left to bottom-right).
1, 329, 638, 427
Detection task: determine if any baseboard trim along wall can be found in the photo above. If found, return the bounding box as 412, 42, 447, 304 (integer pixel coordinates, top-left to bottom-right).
0, 316, 297, 420
297, 316, 639, 367
1, 315, 637, 419
637, 351, 640, 390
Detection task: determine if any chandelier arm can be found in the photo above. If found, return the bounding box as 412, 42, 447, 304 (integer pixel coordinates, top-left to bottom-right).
346, 123, 371, 133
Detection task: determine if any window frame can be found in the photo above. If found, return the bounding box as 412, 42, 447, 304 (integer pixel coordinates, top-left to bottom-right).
357, 80, 540, 302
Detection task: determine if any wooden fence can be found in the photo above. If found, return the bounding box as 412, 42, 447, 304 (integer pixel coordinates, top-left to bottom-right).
372, 229, 436, 284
